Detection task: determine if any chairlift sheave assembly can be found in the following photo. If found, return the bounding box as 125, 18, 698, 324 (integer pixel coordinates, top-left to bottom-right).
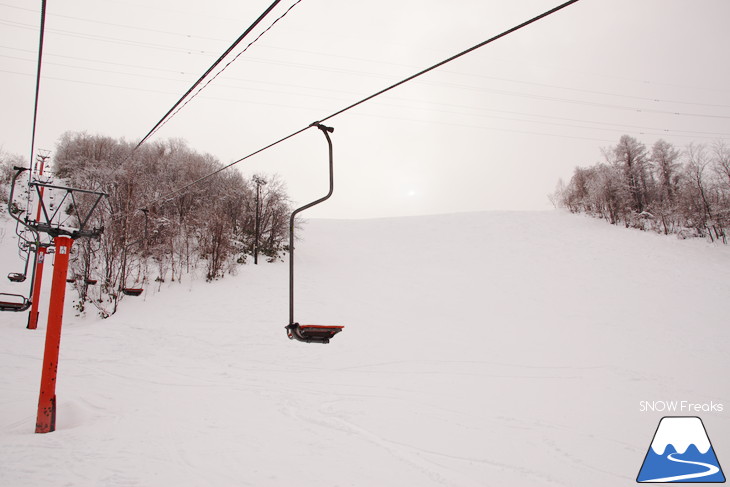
2, 166, 106, 315
285, 123, 344, 344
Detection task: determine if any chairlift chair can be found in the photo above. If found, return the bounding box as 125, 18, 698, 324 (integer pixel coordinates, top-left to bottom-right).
84, 278, 97, 285
285, 123, 344, 344
8, 240, 34, 282
286, 324, 344, 344
119, 209, 148, 298
0, 293, 31, 312
8, 272, 26, 283
122, 287, 143, 296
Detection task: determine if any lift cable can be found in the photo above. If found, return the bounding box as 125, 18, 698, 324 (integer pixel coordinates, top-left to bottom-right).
134, 0, 284, 150
27, 0, 46, 179
151, 0, 304, 142
317, 1, 581, 125
141, 0, 582, 209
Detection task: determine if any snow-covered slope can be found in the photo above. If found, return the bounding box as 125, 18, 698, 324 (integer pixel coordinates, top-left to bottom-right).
1, 211, 728, 486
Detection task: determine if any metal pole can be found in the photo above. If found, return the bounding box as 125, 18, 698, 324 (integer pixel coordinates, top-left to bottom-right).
253, 176, 266, 265
27, 244, 47, 330
288, 211, 295, 325
35, 235, 73, 433
254, 182, 260, 265
27, 0, 47, 186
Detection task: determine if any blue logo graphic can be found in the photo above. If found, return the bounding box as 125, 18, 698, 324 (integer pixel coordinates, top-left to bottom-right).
637, 416, 725, 483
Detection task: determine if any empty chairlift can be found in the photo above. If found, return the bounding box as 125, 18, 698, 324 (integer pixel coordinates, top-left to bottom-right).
7, 238, 33, 283
122, 287, 143, 296
285, 123, 344, 344
0, 293, 31, 312
7, 272, 26, 283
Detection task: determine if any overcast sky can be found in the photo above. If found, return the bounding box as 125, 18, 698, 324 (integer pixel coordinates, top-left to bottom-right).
1, 0, 729, 218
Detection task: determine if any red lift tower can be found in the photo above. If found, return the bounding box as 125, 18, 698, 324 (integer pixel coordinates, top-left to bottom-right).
8, 167, 107, 433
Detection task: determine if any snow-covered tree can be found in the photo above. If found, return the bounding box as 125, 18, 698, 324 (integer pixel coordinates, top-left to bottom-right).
50, 132, 291, 316
555, 135, 728, 243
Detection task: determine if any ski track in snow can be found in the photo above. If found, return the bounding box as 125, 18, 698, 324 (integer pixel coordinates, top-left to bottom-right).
1, 211, 729, 486
642, 452, 720, 482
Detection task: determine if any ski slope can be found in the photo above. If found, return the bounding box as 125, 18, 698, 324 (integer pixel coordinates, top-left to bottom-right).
1, 211, 728, 486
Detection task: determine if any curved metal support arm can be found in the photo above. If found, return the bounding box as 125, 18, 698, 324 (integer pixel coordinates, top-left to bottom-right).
7, 167, 42, 247
290, 124, 334, 220
288, 123, 334, 326
7, 167, 30, 226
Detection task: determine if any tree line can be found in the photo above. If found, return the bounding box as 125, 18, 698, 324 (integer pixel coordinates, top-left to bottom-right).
4, 133, 292, 317
553, 135, 730, 243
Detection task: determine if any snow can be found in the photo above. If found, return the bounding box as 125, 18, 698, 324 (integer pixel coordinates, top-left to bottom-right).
650, 417, 711, 455
1, 210, 729, 486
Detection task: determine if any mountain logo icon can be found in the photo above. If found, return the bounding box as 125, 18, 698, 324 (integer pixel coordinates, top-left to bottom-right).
637, 416, 725, 483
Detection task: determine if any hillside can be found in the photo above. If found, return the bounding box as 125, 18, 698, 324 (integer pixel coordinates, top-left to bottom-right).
1, 210, 728, 486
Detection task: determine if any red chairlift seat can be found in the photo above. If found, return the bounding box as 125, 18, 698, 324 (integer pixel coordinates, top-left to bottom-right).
7, 272, 26, 283
0, 293, 31, 312
122, 287, 143, 296
286, 323, 344, 344
85, 278, 97, 285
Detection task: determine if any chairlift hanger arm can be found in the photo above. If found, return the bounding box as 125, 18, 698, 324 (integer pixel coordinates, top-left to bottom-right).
288, 124, 334, 326
8, 244, 33, 282
285, 123, 344, 344
7, 169, 44, 248
7, 167, 29, 225
289, 123, 335, 221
